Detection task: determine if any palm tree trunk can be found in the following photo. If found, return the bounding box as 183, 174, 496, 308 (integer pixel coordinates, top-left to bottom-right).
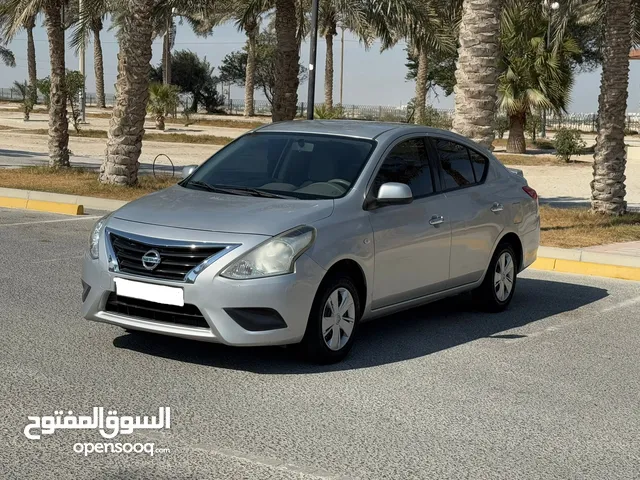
273, 0, 299, 122
25, 16, 37, 105
452, 0, 501, 149
100, 0, 154, 186
324, 32, 334, 109
591, 0, 631, 215
44, 3, 69, 168
244, 22, 258, 117
414, 46, 428, 125
507, 113, 527, 154
92, 20, 106, 109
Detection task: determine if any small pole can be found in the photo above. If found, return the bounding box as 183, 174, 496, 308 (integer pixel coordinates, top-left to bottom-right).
306, 0, 320, 120
79, 0, 86, 123
339, 27, 345, 105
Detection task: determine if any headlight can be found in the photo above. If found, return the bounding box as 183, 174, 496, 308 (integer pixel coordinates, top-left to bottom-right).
89, 216, 108, 260
220, 226, 316, 280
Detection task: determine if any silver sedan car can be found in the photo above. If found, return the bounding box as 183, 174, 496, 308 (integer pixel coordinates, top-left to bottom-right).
82, 121, 540, 363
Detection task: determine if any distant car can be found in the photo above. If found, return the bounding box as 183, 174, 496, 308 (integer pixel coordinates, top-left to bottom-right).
82, 121, 540, 363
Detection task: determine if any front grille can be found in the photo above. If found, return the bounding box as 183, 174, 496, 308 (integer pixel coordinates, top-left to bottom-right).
105, 293, 209, 329
109, 232, 226, 281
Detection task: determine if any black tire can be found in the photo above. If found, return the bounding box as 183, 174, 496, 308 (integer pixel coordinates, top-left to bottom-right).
473, 243, 518, 312
299, 274, 361, 364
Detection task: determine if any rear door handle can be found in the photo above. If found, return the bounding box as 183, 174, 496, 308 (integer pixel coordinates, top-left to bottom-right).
429, 215, 445, 226
491, 203, 504, 213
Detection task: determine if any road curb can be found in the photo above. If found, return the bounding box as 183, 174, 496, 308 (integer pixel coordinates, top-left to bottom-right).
0, 195, 84, 216
0, 187, 126, 213
532, 246, 640, 281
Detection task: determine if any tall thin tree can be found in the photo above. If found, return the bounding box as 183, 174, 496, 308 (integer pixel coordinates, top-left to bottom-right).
273, 0, 299, 121
452, 0, 502, 149
591, 0, 632, 214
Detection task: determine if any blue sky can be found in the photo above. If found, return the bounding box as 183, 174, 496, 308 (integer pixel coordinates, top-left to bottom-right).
2, 18, 640, 113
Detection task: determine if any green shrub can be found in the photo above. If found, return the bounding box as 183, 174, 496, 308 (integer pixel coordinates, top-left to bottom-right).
37, 77, 51, 107
526, 114, 542, 141
416, 105, 453, 130
554, 128, 586, 163
495, 115, 509, 139
314, 104, 345, 120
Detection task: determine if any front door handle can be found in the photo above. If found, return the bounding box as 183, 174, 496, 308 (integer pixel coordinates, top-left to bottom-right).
429, 215, 445, 226
491, 203, 504, 213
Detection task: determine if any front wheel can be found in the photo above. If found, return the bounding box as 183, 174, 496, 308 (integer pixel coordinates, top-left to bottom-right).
473, 244, 518, 312
299, 275, 361, 364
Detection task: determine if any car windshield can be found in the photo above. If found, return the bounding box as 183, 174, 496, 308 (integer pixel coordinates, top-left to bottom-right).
183, 132, 376, 200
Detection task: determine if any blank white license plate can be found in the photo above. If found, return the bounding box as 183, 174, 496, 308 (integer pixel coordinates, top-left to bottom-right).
114, 278, 184, 307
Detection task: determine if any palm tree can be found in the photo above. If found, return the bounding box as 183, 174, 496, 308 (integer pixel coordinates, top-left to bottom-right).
99, 0, 155, 185
591, 0, 632, 214
406, 1, 459, 125
24, 14, 37, 104
452, 0, 502, 149
147, 82, 179, 130
90, 16, 106, 108
0, 42, 15, 67
202, 1, 271, 117
498, 0, 580, 154
273, 0, 299, 121
1, 0, 70, 167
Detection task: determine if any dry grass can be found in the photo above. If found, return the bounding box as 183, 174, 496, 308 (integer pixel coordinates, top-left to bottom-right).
0, 166, 178, 202
6, 128, 234, 146
495, 153, 590, 166
540, 206, 640, 248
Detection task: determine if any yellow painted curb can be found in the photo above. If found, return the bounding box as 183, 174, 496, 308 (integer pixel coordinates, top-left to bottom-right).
0, 197, 84, 216
531, 257, 640, 281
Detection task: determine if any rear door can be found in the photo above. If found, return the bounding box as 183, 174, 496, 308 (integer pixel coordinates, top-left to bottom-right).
429, 138, 504, 286
368, 136, 452, 310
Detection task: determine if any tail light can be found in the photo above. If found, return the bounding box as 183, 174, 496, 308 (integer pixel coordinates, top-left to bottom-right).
523, 186, 538, 204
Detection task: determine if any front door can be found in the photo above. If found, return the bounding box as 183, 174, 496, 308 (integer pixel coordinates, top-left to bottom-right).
368, 137, 452, 310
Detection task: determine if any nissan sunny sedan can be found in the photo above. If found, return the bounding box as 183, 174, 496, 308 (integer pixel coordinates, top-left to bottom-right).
82, 121, 540, 363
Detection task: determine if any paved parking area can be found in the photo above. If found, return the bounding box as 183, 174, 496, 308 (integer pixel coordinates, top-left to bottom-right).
1, 208, 640, 479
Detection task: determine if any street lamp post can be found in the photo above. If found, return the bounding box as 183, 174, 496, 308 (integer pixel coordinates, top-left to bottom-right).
306, 0, 320, 120
79, 0, 86, 123
541, 0, 560, 138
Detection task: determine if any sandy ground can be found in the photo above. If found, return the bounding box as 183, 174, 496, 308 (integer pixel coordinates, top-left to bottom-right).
0, 110, 251, 139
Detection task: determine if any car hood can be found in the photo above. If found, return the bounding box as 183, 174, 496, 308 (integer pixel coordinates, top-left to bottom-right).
113, 185, 335, 236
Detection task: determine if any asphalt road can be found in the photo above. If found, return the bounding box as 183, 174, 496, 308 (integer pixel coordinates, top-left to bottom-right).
1, 208, 640, 479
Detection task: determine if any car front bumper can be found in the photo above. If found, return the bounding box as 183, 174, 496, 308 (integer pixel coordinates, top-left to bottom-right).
81, 220, 326, 347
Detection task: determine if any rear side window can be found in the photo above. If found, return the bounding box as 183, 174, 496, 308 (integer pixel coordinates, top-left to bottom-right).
469, 150, 488, 182
435, 140, 475, 190
433, 139, 488, 190
373, 138, 434, 198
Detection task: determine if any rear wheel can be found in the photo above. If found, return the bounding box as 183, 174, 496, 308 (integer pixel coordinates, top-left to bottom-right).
299, 275, 361, 364
473, 243, 518, 312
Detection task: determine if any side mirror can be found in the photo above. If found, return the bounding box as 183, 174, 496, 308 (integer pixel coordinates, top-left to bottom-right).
376, 182, 413, 206
181, 165, 197, 179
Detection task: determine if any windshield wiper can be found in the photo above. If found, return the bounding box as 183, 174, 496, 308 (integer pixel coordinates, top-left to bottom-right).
188, 181, 244, 196
188, 181, 292, 199
217, 186, 294, 199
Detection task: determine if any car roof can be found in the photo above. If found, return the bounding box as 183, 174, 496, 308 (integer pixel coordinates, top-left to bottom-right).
255, 120, 446, 140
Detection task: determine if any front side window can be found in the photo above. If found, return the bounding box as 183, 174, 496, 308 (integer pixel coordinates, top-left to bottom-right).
372, 138, 434, 198
434, 139, 476, 190
184, 133, 375, 199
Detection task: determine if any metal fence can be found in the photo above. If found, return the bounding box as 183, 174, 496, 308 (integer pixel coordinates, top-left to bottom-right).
3, 86, 640, 131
